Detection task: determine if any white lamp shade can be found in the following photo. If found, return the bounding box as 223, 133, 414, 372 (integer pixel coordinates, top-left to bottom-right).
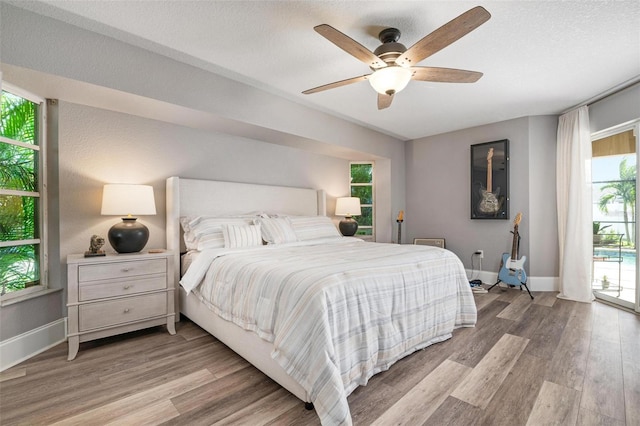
368, 66, 412, 95
335, 197, 362, 217
101, 184, 157, 216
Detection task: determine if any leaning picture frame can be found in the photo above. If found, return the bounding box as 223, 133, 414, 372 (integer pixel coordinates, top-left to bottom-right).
471, 139, 509, 219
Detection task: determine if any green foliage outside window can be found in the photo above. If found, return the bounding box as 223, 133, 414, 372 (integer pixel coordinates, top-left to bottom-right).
350, 163, 374, 237
350, 163, 372, 184
351, 186, 372, 204
1, 90, 41, 295
596, 157, 636, 246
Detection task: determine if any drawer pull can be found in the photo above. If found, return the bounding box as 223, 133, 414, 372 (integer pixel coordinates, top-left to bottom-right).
124, 308, 131, 313
121, 268, 132, 272
123, 285, 132, 290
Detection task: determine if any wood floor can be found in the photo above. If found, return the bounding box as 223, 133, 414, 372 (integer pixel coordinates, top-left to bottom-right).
1, 288, 638, 425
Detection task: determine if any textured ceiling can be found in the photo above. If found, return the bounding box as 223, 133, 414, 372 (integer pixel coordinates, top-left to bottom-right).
9, 0, 640, 140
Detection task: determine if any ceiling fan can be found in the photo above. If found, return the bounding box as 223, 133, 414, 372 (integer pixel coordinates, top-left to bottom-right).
302, 6, 491, 110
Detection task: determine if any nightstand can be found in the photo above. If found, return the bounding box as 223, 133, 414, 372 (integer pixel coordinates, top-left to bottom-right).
66, 251, 176, 360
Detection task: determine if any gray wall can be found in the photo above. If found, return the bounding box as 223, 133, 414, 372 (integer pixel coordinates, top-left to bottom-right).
0, 3, 406, 242
58, 101, 350, 257
0, 3, 406, 341
405, 116, 559, 280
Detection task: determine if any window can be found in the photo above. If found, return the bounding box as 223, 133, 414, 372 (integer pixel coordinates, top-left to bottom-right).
591, 123, 638, 309
350, 162, 374, 239
0, 83, 47, 299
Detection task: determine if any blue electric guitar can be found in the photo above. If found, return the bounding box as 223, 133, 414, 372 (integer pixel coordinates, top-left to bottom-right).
490, 213, 534, 299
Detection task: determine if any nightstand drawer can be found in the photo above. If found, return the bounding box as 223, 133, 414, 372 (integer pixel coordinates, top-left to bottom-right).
79, 293, 167, 331
79, 275, 167, 301
78, 258, 166, 282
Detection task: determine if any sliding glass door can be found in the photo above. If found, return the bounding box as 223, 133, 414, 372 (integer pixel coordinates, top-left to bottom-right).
592, 122, 640, 312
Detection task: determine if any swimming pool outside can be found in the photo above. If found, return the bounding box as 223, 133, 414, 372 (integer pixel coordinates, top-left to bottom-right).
592, 249, 636, 304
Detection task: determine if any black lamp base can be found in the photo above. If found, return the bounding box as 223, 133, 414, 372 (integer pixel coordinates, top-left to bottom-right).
339, 217, 359, 237
108, 217, 149, 253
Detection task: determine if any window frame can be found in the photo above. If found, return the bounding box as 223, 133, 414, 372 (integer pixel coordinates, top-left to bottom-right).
0, 81, 48, 301
349, 161, 375, 241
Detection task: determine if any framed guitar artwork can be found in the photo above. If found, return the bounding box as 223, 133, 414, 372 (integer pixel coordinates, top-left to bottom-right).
470, 139, 509, 219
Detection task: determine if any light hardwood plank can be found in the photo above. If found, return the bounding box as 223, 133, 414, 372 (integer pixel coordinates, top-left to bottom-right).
349, 381, 399, 426
472, 292, 500, 311
51, 369, 214, 425
577, 407, 625, 426
422, 395, 483, 426
618, 309, 640, 363
98, 344, 218, 385
580, 336, 625, 421
169, 365, 281, 423
622, 359, 640, 426
212, 387, 301, 425
495, 287, 524, 303
507, 303, 550, 339
565, 300, 594, 332
526, 380, 580, 426
544, 323, 591, 390
447, 315, 513, 367
591, 302, 621, 345
175, 319, 210, 341
104, 399, 180, 425
533, 291, 558, 307
380, 335, 456, 393
480, 353, 547, 426
1, 299, 636, 426
371, 359, 471, 426
447, 300, 513, 368
204, 347, 252, 379
265, 404, 320, 426
450, 333, 529, 409
0, 367, 26, 383
523, 298, 573, 360
497, 292, 534, 320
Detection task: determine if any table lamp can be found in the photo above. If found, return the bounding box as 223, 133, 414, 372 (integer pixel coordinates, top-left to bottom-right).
101, 184, 156, 253
335, 197, 361, 236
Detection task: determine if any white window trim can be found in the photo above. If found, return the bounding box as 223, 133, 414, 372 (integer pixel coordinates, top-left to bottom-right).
590, 118, 640, 313
1, 81, 48, 301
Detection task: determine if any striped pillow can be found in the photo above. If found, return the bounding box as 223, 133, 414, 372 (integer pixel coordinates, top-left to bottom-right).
256, 217, 298, 244
222, 224, 263, 249
181, 216, 254, 250
289, 216, 340, 241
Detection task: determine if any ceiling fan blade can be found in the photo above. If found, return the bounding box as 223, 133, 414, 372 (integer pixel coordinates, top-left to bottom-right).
302, 74, 370, 95
411, 67, 483, 83
396, 6, 491, 67
378, 93, 393, 110
314, 24, 387, 69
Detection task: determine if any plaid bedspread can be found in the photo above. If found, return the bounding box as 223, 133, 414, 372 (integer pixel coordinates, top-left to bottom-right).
184, 239, 476, 425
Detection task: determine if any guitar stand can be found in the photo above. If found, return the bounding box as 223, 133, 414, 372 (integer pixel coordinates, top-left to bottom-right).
487, 233, 534, 300
487, 279, 534, 300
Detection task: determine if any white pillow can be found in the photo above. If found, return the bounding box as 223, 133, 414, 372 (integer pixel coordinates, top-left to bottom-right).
289, 216, 341, 241
180, 216, 254, 250
222, 224, 263, 249
256, 217, 298, 244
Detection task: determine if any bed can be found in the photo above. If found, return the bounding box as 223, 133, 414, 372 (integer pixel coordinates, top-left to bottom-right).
166, 177, 476, 425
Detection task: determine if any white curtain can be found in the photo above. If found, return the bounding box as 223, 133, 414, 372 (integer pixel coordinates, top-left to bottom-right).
556, 106, 594, 302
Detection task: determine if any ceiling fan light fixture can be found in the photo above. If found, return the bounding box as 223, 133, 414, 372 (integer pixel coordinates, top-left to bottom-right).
369, 66, 412, 95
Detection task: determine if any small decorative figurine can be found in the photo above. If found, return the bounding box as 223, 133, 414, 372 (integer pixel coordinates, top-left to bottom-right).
85, 234, 106, 257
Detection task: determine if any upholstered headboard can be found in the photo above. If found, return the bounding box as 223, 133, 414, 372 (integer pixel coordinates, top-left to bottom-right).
165, 176, 327, 307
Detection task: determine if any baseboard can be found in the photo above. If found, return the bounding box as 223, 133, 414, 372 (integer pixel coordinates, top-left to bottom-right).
466, 270, 559, 292
528, 276, 559, 292
0, 318, 67, 372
